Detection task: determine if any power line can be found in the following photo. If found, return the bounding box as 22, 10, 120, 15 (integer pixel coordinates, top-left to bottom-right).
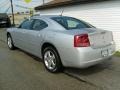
5, 6, 11, 13
0, 0, 9, 6
0, 0, 10, 8
15, 4, 31, 9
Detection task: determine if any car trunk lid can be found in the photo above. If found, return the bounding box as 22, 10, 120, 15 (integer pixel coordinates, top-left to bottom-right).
66, 28, 113, 48
88, 29, 113, 48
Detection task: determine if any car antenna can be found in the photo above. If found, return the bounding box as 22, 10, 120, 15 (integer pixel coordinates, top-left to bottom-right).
60, 8, 64, 16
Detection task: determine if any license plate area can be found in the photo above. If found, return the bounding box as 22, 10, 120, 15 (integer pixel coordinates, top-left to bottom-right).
101, 49, 108, 57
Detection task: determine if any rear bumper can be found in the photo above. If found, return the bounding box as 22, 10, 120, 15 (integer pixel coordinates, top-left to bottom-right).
77, 43, 115, 68
78, 56, 113, 68
0, 21, 7, 24
0, 22, 7, 26
64, 43, 115, 68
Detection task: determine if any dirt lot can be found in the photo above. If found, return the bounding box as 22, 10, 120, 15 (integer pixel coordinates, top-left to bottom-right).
9, 14, 30, 25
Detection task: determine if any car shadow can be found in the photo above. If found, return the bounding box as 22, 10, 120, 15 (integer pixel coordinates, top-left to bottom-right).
65, 60, 113, 75
19, 46, 113, 75
11, 48, 114, 75
15, 48, 43, 62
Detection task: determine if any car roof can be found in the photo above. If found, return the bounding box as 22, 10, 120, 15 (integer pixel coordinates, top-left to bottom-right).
32, 15, 67, 19
31, 15, 67, 30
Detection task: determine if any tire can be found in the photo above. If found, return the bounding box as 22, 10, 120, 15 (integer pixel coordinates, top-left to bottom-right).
7, 34, 15, 50
43, 46, 63, 73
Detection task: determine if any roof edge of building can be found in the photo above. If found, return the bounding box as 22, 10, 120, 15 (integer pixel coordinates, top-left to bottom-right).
35, 0, 111, 10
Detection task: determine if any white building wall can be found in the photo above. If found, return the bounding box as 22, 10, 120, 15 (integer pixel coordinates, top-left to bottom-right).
39, 0, 120, 51
44, 0, 53, 3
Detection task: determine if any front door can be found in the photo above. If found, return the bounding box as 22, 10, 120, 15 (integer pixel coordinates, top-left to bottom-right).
15, 19, 34, 51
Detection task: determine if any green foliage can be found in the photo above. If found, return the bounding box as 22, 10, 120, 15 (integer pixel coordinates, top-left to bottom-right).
114, 51, 120, 57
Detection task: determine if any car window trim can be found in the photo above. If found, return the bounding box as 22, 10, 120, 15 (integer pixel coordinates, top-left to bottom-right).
51, 17, 95, 30
18, 19, 34, 30
31, 19, 48, 31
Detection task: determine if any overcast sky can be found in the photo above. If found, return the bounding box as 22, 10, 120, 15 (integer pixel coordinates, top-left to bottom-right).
0, 0, 52, 13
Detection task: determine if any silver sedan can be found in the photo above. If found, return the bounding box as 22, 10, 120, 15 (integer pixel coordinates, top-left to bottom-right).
7, 15, 115, 73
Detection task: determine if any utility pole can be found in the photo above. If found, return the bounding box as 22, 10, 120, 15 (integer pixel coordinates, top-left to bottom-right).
10, 0, 15, 26
43, 0, 44, 5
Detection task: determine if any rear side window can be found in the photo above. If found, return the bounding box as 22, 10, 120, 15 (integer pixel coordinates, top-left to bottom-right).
52, 17, 94, 30
67, 20, 79, 28
32, 19, 48, 30
20, 19, 33, 29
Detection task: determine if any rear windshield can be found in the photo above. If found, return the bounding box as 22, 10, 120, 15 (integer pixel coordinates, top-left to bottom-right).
51, 16, 94, 30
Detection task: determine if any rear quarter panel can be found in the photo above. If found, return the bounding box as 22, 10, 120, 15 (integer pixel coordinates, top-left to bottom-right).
43, 29, 80, 67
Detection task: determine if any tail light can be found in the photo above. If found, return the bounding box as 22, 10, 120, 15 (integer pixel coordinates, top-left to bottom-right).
74, 34, 90, 47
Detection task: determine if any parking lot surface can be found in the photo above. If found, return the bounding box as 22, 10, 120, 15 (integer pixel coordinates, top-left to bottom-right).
0, 28, 120, 90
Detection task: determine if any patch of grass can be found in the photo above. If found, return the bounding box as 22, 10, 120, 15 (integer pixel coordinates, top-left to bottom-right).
114, 51, 120, 57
